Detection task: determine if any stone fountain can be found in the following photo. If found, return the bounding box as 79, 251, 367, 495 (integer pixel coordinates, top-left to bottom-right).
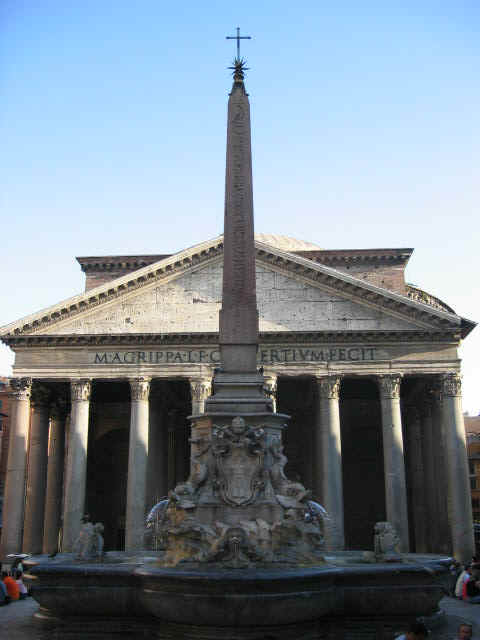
24, 57, 451, 639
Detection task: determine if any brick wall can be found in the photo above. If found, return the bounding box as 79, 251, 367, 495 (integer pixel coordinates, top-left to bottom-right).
0, 378, 11, 529
329, 262, 407, 293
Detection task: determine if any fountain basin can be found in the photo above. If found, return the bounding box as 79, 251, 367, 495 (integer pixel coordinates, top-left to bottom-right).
24, 553, 451, 627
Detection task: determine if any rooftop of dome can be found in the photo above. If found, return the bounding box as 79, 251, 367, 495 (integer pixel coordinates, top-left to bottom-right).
253, 234, 322, 251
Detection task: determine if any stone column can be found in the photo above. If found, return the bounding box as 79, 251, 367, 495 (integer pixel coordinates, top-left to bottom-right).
405, 406, 428, 552
431, 383, 451, 553
147, 394, 169, 509
0, 378, 32, 560
378, 374, 409, 552
125, 377, 150, 552
441, 372, 474, 563
167, 410, 176, 492
420, 398, 437, 553
314, 375, 344, 550
23, 385, 51, 554
175, 419, 188, 485
263, 375, 278, 413
157, 403, 169, 500
189, 377, 212, 415
62, 379, 91, 552
42, 400, 66, 555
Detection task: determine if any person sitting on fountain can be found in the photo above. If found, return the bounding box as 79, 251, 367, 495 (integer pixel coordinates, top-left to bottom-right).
15, 570, 29, 599
395, 621, 429, 639
2, 570, 19, 601
0, 580, 9, 606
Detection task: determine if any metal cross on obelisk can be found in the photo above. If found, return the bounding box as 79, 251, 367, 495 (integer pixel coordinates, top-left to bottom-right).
205, 25, 272, 415
226, 27, 251, 59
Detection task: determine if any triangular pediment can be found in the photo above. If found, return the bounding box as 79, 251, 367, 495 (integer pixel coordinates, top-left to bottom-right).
0, 236, 467, 341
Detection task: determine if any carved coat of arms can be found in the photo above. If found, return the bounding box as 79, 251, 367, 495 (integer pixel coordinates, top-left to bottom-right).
212, 417, 266, 506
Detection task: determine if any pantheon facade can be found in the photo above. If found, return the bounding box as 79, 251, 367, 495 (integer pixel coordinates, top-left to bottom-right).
0, 234, 475, 560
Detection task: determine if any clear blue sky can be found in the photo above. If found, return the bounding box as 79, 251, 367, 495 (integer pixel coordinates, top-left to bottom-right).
1, 1, 479, 412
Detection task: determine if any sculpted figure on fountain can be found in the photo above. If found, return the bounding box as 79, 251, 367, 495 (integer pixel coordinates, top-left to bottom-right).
374, 521, 401, 561
73, 517, 104, 561
152, 415, 326, 567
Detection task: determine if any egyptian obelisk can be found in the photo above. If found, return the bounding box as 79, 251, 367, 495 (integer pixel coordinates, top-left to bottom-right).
219, 59, 258, 373
204, 55, 272, 414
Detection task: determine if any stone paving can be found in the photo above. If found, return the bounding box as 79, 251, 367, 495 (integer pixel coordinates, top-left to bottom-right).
2, 596, 480, 639
431, 597, 480, 638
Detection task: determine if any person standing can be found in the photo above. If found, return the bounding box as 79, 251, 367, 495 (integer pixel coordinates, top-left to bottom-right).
15, 570, 29, 599
465, 568, 480, 603
457, 565, 474, 598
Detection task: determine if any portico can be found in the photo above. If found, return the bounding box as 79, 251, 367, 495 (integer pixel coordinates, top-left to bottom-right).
0, 234, 476, 562
0, 365, 473, 559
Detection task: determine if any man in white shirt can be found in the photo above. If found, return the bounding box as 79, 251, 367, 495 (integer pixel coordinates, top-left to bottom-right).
456, 566, 474, 598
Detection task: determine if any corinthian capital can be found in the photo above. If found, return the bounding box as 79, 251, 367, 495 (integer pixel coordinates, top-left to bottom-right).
442, 372, 462, 397
10, 377, 32, 400
316, 376, 341, 400
70, 379, 91, 402
378, 374, 402, 399
130, 377, 151, 402
189, 378, 212, 402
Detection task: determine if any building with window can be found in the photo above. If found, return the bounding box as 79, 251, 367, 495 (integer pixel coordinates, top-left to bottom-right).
0, 377, 10, 537
466, 416, 480, 522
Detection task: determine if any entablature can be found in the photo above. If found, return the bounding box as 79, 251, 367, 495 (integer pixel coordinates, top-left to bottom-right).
2, 329, 462, 348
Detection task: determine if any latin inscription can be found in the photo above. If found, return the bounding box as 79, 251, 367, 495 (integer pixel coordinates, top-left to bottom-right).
90, 346, 378, 365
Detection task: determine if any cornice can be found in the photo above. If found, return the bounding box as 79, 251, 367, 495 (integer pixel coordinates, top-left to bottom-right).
2, 329, 461, 348
77, 255, 170, 273
294, 248, 413, 265
0, 235, 473, 340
